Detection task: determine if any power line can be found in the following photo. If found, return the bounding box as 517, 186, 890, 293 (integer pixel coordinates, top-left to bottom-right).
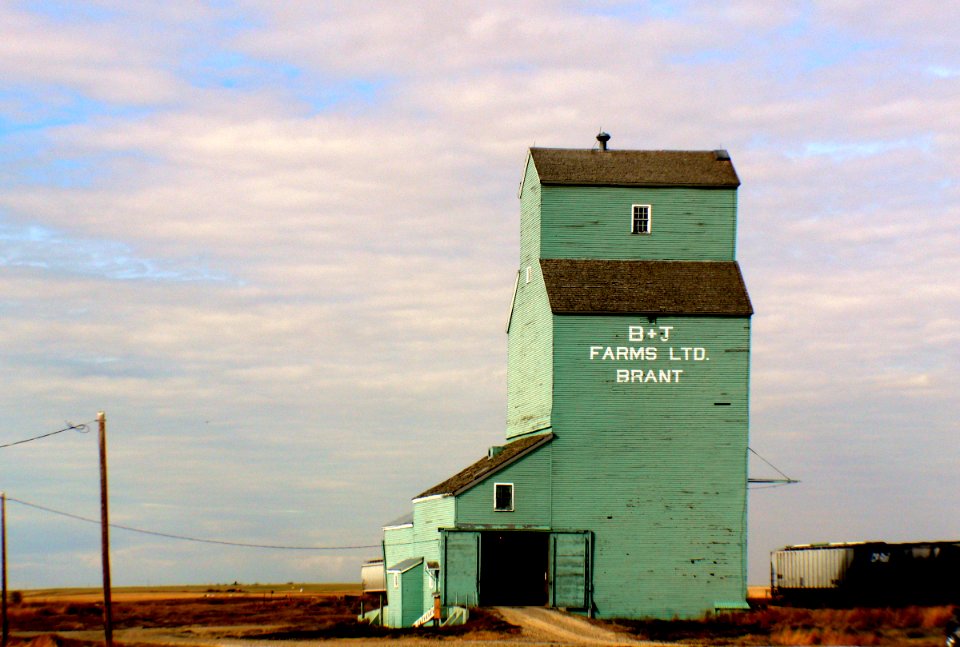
748, 446, 798, 485
0, 422, 93, 449
5, 496, 379, 551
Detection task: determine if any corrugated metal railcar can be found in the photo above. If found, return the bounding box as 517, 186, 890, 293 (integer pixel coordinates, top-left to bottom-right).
772, 541, 960, 607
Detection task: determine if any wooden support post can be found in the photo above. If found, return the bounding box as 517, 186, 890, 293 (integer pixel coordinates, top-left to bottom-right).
2, 491, 8, 647
97, 412, 113, 647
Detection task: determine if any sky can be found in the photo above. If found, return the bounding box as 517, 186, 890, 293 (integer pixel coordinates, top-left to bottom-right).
0, 0, 958, 589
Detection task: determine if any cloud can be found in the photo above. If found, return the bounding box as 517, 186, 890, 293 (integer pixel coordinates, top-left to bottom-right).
0, 217, 234, 281
0, 5, 185, 106
0, 1, 957, 589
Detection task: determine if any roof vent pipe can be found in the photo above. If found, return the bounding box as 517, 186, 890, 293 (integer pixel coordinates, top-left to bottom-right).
596, 131, 611, 151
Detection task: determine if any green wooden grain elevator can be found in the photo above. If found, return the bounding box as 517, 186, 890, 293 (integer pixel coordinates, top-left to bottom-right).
380, 134, 752, 624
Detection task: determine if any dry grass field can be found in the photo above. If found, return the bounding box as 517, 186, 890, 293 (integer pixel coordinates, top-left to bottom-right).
2, 584, 955, 646
617, 605, 955, 646
4, 585, 518, 646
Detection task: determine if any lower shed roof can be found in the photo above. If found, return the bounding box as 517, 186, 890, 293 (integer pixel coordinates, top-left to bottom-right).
415, 433, 554, 500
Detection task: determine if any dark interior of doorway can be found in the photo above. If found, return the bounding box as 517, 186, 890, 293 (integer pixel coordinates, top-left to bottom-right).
480, 531, 548, 606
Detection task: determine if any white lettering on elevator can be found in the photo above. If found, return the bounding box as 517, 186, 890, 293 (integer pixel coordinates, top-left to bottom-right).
588, 325, 710, 384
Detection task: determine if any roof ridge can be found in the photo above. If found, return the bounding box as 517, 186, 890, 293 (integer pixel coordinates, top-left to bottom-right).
530, 146, 720, 153
529, 148, 739, 188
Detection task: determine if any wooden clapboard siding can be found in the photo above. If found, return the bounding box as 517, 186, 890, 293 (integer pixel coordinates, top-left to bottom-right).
506, 262, 553, 437
412, 496, 455, 613
549, 314, 749, 617
383, 497, 454, 621
455, 442, 553, 527
540, 185, 737, 261
519, 154, 542, 265
383, 524, 413, 571
507, 155, 554, 438
388, 562, 423, 627
442, 531, 480, 608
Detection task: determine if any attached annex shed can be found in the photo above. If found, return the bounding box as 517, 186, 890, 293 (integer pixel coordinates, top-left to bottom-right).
380, 135, 752, 624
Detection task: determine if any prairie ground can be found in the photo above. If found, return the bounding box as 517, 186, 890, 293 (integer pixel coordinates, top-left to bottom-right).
3, 585, 955, 646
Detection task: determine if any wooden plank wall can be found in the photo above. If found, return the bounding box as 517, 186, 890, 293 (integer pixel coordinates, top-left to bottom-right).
540, 186, 737, 261
455, 443, 553, 526
550, 314, 750, 618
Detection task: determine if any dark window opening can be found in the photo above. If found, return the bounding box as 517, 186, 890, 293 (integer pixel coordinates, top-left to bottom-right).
479, 531, 549, 606
494, 483, 514, 511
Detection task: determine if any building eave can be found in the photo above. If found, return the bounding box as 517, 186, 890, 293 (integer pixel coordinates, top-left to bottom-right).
415, 432, 555, 499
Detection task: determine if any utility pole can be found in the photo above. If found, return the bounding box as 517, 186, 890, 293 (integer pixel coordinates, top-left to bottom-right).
97, 412, 113, 647
2, 491, 8, 647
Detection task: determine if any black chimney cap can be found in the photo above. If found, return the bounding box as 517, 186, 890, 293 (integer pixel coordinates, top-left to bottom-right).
597, 131, 611, 150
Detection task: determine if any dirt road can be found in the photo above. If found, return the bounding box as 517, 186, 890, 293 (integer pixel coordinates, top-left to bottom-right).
494, 606, 647, 645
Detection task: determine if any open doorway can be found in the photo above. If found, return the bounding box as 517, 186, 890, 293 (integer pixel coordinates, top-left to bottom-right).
479, 531, 548, 605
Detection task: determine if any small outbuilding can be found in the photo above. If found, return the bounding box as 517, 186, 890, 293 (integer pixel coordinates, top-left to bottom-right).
386, 557, 424, 627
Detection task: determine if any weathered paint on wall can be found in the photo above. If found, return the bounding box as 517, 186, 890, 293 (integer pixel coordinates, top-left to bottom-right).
549, 314, 750, 617
506, 263, 553, 438
507, 157, 553, 438
550, 532, 591, 608
442, 530, 480, 607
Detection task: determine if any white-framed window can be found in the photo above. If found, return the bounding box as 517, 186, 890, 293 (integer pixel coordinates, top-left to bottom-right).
494, 482, 514, 511
631, 204, 652, 234
525, 266, 532, 284
393, 572, 399, 589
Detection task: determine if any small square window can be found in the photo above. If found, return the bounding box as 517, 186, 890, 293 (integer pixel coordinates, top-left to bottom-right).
494, 483, 514, 511
631, 204, 651, 234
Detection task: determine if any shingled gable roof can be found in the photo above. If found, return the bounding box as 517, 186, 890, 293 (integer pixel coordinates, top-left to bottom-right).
386, 557, 423, 574
415, 433, 554, 499
529, 148, 740, 188
541, 259, 753, 316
